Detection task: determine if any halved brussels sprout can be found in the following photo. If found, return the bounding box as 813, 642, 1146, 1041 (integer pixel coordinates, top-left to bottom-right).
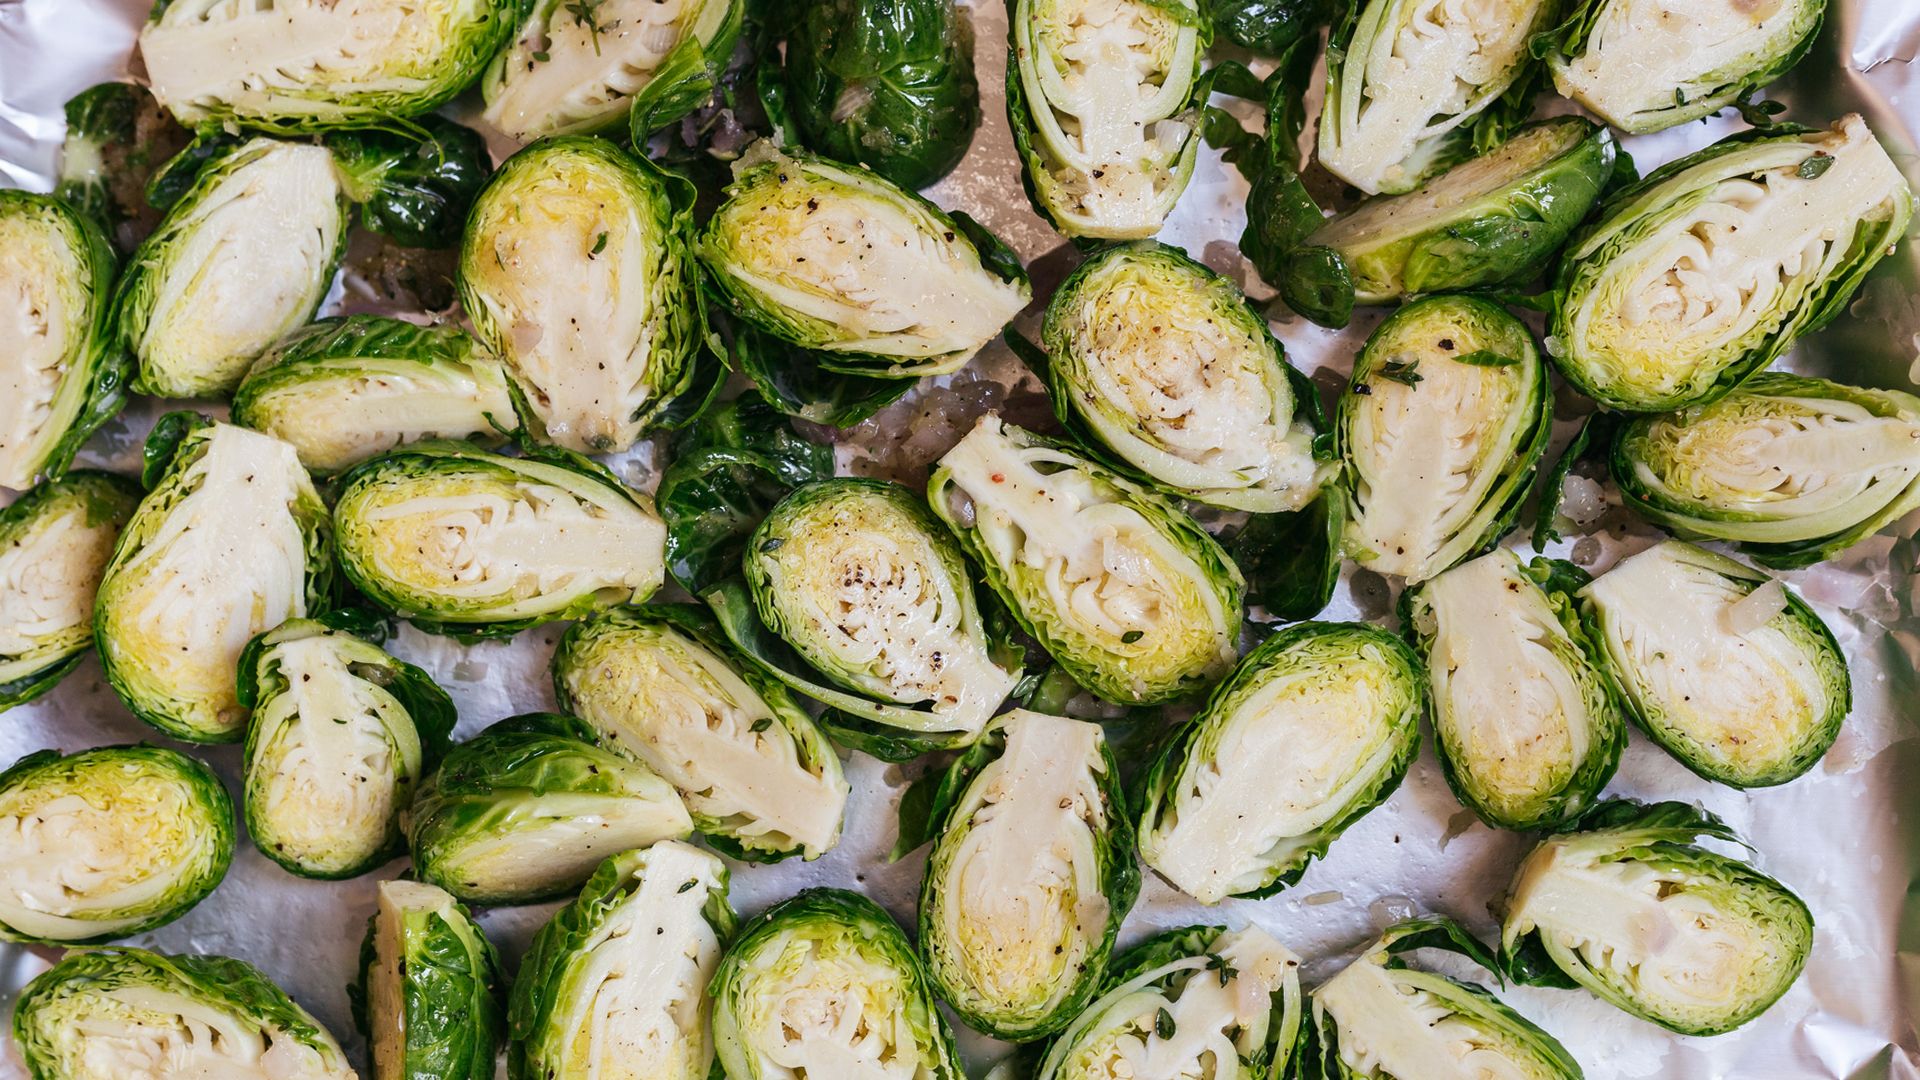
0, 745, 232, 944
1008, 0, 1206, 239
919, 710, 1138, 1039
1338, 295, 1549, 583
929, 416, 1243, 705
1139, 622, 1423, 903
1543, 0, 1827, 134
231, 315, 519, 477
1611, 373, 1920, 569
1319, 0, 1558, 195
407, 713, 692, 905
97, 418, 333, 743
333, 441, 666, 637
1311, 917, 1583, 1080
0, 471, 140, 710
711, 888, 965, 1080
0, 191, 124, 490
484, 0, 744, 139
1551, 116, 1913, 412
510, 841, 736, 1080
553, 605, 849, 861
354, 880, 505, 1080
1505, 802, 1812, 1037
139, 0, 514, 133
1404, 551, 1625, 831
13, 947, 353, 1080
458, 137, 701, 453
1037, 924, 1304, 1080
116, 138, 348, 400
236, 615, 457, 878
1578, 540, 1848, 787
1039, 242, 1331, 513
698, 143, 1030, 378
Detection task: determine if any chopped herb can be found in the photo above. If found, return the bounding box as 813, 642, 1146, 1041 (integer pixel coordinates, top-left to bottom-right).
1205, 953, 1239, 987
1797, 153, 1836, 180
1155, 1007, 1176, 1039
1733, 92, 1787, 128
677, 878, 699, 893
1376, 359, 1423, 387
1674, 88, 1688, 107
760, 537, 785, 553
1455, 350, 1519, 367
750, 717, 773, 733
565, 0, 607, 54
590, 231, 608, 256
531, 50, 551, 63
1121, 630, 1145, 644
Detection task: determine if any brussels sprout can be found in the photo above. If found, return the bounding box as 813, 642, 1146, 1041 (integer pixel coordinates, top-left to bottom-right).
929, 416, 1243, 705
1293, 118, 1615, 316
236, 615, 456, 878
1403, 550, 1625, 831
458, 137, 701, 453
0, 472, 141, 710
917, 711, 1137, 1039
553, 605, 849, 861
1008, 0, 1206, 239
1037, 241, 1331, 513
1037, 924, 1304, 1080
0, 745, 232, 944
483, 0, 743, 139
408, 713, 692, 904
231, 316, 518, 477
116, 138, 348, 399
54, 82, 192, 252
725, 316, 916, 428
354, 880, 505, 1080
1338, 295, 1550, 583
782, 0, 979, 190
1318, 0, 1559, 195
1541, 0, 1827, 134
326, 116, 492, 249
1138, 622, 1423, 903
138, 0, 514, 133
1311, 917, 1584, 1080
711, 888, 965, 1080
1210, 0, 1332, 54
1610, 373, 1920, 568
1502, 801, 1812, 1036
698, 143, 1030, 377
510, 841, 736, 1080
333, 441, 666, 637
0, 191, 125, 491
1578, 540, 1847, 787
1551, 116, 1913, 412
97, 418, 333, 743
13, 946, 353, 1080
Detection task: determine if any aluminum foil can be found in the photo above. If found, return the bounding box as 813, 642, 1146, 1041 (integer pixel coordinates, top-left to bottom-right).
2, 2, 1918, 1077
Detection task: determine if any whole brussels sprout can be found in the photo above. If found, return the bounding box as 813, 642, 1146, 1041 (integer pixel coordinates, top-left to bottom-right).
918, 711, 1138, 1040
97, 417, 333, 743
1008, 0, 1207, 239
408, 713, 693, 905
231, 315, 519, 477
553, 605, 849, 861
0, 191, 125, 490
116, 138, 349, 399
1610, 373, 1920, 569
138, 0, 515, 133
1404, 551, 1625, 831
928, 415, 1244, 706
459, 137, 703, 454
1502, 800, 1814, 1037
354, 880, 505, 1080
0, 745, 232, 944
698, 143, 1030, 378
236, 615, 457, 878
1551, 115, 1913, 412
1038, 241, 1331, 513
710, 888, 965, 1080
1578, 540, 1848, 787
12, 947, 353, 1080
333, 441, 666, 637
1036, 924, 1305, 1080
0, 471, 141, 711
1338, 295, 1550, 583
510, 841, 736, 1080
1138, 622, 1423, 903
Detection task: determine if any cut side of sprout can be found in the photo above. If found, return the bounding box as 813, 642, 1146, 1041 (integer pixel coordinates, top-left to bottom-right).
0, 479, 131, 692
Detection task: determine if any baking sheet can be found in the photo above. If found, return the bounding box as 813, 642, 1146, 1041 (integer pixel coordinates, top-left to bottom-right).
2, 1, 1919, 1077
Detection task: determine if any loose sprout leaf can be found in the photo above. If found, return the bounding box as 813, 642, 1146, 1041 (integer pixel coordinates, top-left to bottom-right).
326, 116, 492, 249
1531, 411, 1617, 552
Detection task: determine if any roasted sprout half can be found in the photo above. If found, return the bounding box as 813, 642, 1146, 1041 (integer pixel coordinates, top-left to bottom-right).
0, 471, 140, 710
353, 880, 505, 1080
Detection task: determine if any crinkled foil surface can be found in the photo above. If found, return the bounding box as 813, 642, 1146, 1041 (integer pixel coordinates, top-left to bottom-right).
2, 1, 1919, 1077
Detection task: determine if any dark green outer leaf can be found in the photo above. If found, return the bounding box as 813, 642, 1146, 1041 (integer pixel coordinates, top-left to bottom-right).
325, 116, 493, 249
724, 310, 913, 428
1207, 0, 1333, 54
1531, 411, 1617, 551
